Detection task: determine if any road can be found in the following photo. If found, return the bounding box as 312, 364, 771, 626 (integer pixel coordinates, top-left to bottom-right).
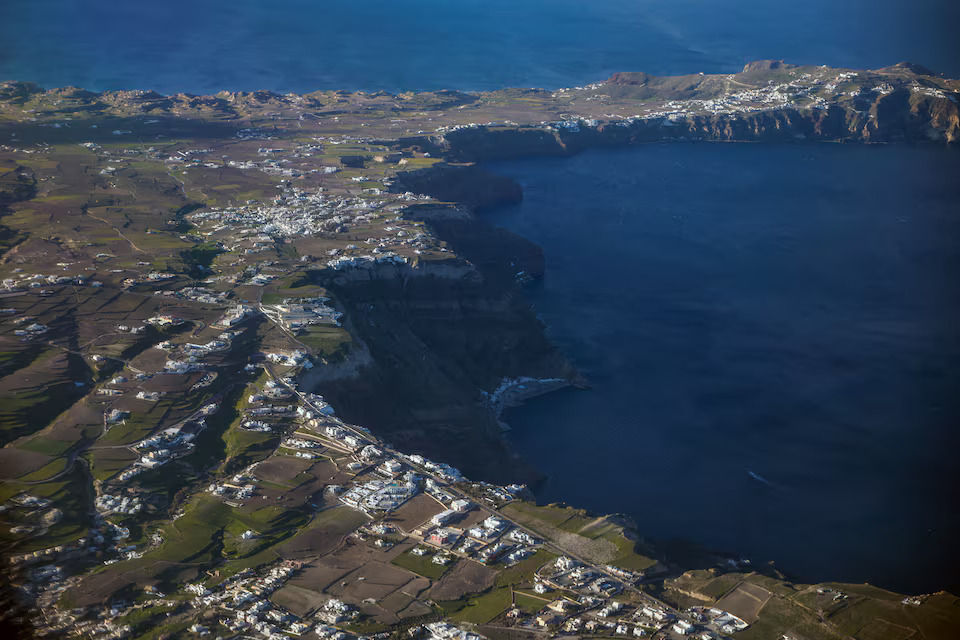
84, 210, 148, 254
266, 365, 682, 621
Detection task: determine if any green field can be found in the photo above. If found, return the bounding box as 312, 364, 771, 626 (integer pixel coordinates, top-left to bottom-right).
444, 586, 513, 625
391, 547, 451, 580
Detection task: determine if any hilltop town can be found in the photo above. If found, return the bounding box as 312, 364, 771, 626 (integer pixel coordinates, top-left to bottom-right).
1, 61, 958, 639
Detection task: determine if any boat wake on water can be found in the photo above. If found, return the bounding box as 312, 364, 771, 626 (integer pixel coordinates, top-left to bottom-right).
747, 470, 773, 487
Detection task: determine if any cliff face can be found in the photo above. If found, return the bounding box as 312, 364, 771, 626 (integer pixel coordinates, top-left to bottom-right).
7, 65, 949, 486
392, 165, 523, 211
350, 83, 958, 482
438, 95, 959, 163
305, 243, 574, 484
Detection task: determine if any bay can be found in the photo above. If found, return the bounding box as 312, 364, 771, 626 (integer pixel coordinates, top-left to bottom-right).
484, 143, 960, 594
2, 0, 958, 594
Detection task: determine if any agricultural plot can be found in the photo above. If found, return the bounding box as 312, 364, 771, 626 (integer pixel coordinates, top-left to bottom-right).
715, 581, 772, 623
269, 582, 330, 618
391, 546, 453, 580
385, 492, 446, 531
428, 558, 497, 601
274, 507, 368, 559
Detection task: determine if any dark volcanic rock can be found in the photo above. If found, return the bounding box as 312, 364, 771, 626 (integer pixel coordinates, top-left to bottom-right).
393, 165, 522, 211
438, 96, 960, 164
307, 259, 572, 484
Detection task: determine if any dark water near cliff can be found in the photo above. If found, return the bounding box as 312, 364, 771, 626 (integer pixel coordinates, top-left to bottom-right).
1, 0, 958, 93
4, 0, 959, 594
485, 143, 960, 594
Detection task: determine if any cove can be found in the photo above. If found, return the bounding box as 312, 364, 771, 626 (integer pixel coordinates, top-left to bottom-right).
482, 142, 960, 594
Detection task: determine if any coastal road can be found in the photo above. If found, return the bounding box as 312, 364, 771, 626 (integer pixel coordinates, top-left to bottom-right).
266, 366, 682, 620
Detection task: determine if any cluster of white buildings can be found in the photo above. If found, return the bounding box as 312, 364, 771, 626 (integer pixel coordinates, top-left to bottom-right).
122, 271, 177, 289
154, 285, 229, 305
185, 562, 315, 639
280, 437, 322, 459
209, 472, 260, 503
163, 358, 205, 373
321, 425, 370, 452
215, 304, 257, 328
339, 473, 420, 513
687, 607, 749, 636
300, 392, 336, 417
1, 271, 94, 294
187, 183, 387, 238
262, 297, 343, 330
107, 421, 205, 484
419, 622, 485, 640
241, 419, 273, 432
418, 511, 539, 569
11, 320, 48, 338
316, 598, 358, 624
240, 379, 299, 433
508, 556, 748, 638
179, 172, 439, 263
265, 350, 311, 367
545, 559, 622, 597
183, 567, 358, 639
135, 424, 198, 452
326, 252, 409, 271
94, 494, 142, 516
404, 455, 463, 483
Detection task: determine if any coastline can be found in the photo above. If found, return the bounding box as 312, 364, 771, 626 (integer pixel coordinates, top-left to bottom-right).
2, 64, 959, 637
483, 375, 584, 432
462, 142, 960, 596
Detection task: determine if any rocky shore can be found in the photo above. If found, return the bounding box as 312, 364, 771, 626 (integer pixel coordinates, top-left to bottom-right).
483, 376, 577, 432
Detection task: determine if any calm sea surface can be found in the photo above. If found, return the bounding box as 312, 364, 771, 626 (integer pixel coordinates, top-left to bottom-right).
485, 144, 960, 594
1, 0, 958, 93
2, 0, 958, 593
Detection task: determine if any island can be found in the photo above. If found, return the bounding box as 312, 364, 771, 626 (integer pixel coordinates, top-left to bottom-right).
0, 60, 957, 640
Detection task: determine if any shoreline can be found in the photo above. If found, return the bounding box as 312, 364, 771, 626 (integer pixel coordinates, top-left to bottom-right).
465, 147, 959, 596
2, 63, 957, 619
483, 376, 584, 432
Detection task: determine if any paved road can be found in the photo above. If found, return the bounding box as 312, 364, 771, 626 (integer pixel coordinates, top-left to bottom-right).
267, 366, 682, 620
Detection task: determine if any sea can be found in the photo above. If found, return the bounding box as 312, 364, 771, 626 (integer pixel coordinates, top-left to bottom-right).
484, 144, 960, 595
2, 0, 958, 594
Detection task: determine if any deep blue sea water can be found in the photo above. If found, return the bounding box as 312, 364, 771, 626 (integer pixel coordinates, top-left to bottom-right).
2, 0, 958, 593
1, 0, 958, 93
485, 144, 960, 594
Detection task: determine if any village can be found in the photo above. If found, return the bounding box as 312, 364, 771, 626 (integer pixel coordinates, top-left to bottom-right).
3, 311, 748, 640
0, 254, 747, 638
